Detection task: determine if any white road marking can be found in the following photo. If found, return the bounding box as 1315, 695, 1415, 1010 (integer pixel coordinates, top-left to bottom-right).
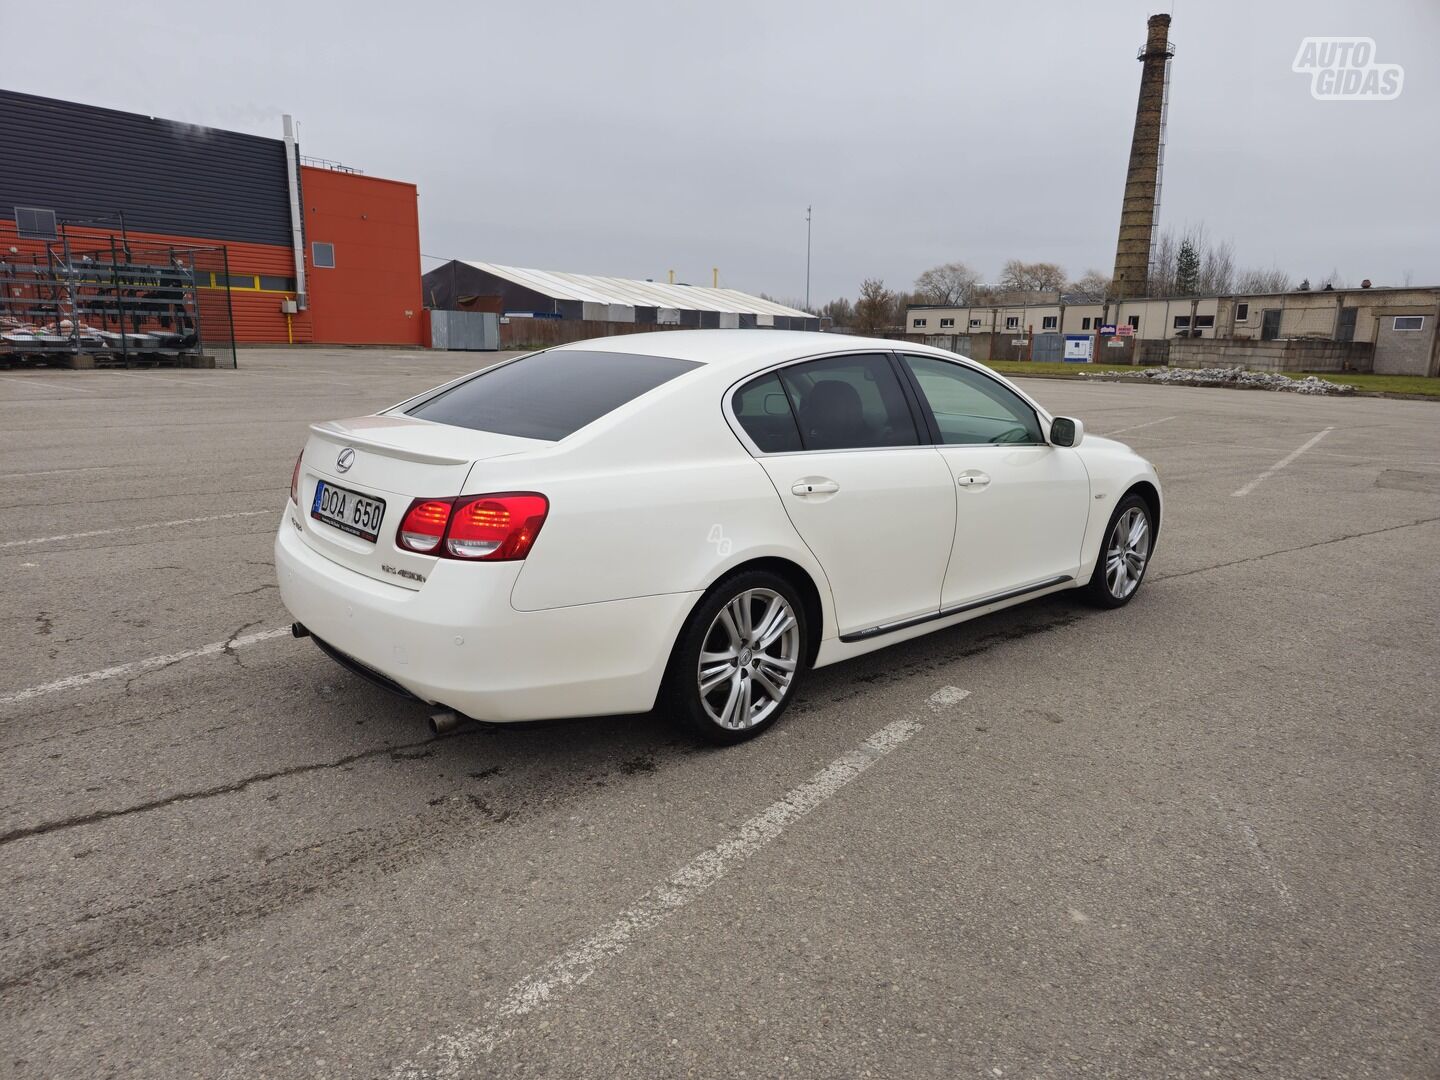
0, 375, 96, 394
1210, 795, 1297, 912
1098, 415, 1176, 437
395, 688, 970, 1079
1232, 427, 1334, 497
0, 626, 291, 707
0, 509, 272, 548
93, 370, 206, 386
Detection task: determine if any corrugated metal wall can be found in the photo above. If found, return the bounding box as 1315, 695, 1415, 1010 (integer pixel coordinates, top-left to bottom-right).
0, 89, 292, 246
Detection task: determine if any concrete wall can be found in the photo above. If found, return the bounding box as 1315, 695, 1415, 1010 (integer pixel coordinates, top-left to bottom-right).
1168, 338, 1375, 373
1373, 308, 1438, 376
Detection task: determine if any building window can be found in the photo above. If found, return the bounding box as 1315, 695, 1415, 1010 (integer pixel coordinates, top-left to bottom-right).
1235, 303, 1249, 321
1005, 316, 1019, 329
969, 318, 982, 328
1194, 315, 1215, 328
1041, 315, 1057, 330
1127, 315, 1140, 329
311, 241, 335, 269
1173, 315, 1191, 329
1394, 315, 1425, 331
913, 318, 927, 328
1081, 317, 1092, 330
939, 317, 955, 328
258, 275, 299, 293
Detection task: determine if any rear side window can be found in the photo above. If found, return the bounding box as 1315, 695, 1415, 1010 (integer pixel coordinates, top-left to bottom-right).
405, 350, 699, 441
732, 372, 803, 453
778, 354, 919, 451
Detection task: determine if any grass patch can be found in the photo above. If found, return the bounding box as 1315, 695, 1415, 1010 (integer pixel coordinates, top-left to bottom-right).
980, 359, 1440, 397
1286, 372, 1440, 397
982, 360, 1142, 376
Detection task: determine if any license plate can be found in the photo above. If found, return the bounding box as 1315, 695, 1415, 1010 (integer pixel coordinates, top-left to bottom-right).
311, 480, 387, 543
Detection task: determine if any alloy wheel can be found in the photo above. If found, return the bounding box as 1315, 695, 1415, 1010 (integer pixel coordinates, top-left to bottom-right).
697, 588, 800, 730
1105, 506, 1151, 599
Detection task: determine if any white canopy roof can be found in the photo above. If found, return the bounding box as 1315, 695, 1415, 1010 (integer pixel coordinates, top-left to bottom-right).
457, 261, 812, 319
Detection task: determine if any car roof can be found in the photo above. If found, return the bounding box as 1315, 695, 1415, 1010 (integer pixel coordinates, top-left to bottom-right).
552, 329, 953, 373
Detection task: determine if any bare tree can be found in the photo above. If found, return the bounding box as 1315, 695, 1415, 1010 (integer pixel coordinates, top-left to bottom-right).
853, 278, 894, 335
1066, 269, 1112, 301
820, 297, 853, 326
913, 261, 980, 306
1233, 265, 1293, 293
999, 259, 1066, 292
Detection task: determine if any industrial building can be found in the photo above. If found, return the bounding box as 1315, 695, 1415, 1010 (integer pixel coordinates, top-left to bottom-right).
0, 89, 423, 352
906, 285, 1440, 376
423, 261, 819, 331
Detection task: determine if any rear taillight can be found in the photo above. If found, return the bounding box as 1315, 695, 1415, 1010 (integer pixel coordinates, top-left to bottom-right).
394, 492, 548, 561
397, 500, 453, 553
290, 451, 303, 505
446, 493, 548, 560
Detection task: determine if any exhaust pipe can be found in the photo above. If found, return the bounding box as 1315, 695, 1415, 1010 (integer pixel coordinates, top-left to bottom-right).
428, 710, 462, 736
291, 622, 310, 639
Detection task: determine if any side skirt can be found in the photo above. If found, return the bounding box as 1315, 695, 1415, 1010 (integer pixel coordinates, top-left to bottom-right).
838, 574, 1074, 644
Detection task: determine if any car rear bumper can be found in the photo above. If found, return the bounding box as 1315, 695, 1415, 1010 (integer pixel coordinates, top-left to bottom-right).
275, 513, 698, 722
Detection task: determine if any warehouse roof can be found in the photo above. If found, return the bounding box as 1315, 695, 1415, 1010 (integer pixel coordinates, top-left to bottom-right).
453, 261, 811, 318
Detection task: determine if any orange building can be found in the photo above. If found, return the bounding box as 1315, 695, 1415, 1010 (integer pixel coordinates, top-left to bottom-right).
0, 89, 422, 347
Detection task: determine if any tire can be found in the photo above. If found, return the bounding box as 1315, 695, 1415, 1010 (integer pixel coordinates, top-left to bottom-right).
1082, 493, 1154, 609
662, 569, 808, 744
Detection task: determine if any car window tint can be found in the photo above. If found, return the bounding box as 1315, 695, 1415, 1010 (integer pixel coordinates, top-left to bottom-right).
732, 372, 803, 453
778, 354, 919, 451
404, 350, 699, 441
902, 354, 1044, 445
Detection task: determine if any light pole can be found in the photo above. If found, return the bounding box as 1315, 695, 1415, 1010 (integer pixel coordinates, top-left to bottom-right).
805, 205, 812, 312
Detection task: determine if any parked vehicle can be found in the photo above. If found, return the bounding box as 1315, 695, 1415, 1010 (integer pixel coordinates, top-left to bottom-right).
276, 330, 1161, 742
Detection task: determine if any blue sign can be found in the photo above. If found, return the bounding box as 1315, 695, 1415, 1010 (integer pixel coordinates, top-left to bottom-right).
1098, 324, 1117, 336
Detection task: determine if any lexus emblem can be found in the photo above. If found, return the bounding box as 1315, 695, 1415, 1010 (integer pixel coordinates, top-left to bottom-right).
336, 447, 356, 473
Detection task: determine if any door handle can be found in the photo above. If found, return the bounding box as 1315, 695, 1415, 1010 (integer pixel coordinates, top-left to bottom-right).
956, 471, 991, 488
792, 479, 840, 496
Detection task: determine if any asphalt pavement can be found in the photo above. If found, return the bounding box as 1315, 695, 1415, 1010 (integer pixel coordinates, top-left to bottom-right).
1, 348, 1436, 1079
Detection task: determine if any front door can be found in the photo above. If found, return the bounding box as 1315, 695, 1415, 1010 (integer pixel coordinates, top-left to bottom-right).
733, 353, 956, 637
899, 354, 1092, 608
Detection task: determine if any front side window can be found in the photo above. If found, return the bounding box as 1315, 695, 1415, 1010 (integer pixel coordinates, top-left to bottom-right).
1394, 315, 1425, 330
913, 318, 927, 328
1127, 315, 1140, 329
311, 241, 335, 269
1195, 315, 1215, 328
1236, 303, 1250, 321
732, 371, 803, 453
1005, 316, 1019, 329
405, 349, 699, 441
1081, 317, 1092, 330
777, 354, 919, 451
1041, 316, 1057, 330
902, 354, 1044, 446
969, 318, 982, 328
1173, 315, 1191, 328
940, 317, 955, 328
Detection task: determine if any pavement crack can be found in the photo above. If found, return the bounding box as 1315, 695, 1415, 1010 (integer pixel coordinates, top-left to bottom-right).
0, 736, 441, 847
1154, 516, 1440, 584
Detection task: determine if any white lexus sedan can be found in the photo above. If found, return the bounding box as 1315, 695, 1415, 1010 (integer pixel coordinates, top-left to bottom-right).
275, 330, 1160, 743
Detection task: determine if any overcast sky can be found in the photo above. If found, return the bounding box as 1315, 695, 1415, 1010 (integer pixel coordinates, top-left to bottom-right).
8, 0, 1437, 303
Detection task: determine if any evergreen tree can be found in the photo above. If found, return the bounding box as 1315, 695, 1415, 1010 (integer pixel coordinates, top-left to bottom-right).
1174, 239, 1201, 295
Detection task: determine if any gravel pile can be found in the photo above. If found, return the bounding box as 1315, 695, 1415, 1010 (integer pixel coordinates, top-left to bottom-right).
1083, 367, 1356, 395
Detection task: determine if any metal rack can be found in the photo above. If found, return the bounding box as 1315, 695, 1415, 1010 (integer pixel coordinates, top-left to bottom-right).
0, 233, 237, 367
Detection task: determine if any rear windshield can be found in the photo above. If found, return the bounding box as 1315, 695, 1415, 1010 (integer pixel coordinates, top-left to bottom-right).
403, 349, 700, 441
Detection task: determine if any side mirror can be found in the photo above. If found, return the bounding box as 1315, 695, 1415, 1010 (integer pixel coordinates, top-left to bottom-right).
1049, 416, 1084, 447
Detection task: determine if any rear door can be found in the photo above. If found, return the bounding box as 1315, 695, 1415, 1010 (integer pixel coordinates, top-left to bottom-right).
898, 354, 1091, 607
734, 353, 955, 637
